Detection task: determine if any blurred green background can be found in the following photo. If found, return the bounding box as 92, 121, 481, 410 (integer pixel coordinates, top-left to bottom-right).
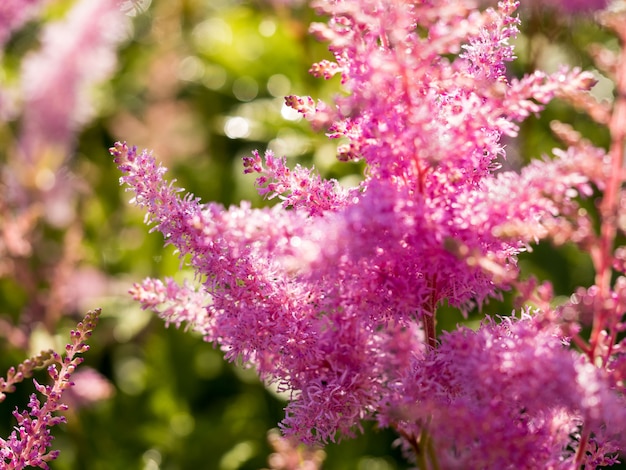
0, 1, 619, 468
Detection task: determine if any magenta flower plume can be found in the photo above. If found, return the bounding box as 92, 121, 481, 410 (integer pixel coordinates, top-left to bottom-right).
113, 142, 400, 442
0, 309, 101, 470
388, 314, 626, 468
113, 0, 605, 456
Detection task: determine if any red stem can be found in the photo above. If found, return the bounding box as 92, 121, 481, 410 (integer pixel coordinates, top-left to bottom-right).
589, 31, 626, 359
579, 23, 626, 465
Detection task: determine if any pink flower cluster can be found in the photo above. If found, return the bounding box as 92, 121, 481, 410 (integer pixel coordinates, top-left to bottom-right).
0, 309, 101, 470
114, 0, 626, 467
390, 314, 625, 468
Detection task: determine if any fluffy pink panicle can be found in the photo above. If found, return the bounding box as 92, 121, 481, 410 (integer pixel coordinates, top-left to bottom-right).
242, 149, 354, 216
130, 278, 215, 337
113, 0, 600, 447
113, 142, 413, 442
386, 314, 626, 468
19, 0, 126, 159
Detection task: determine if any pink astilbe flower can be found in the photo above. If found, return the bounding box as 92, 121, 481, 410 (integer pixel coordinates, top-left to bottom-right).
112, 0, 615, 462
0, 309, 101, 469
19, 0, 127, 160
112, 142, 426, 443
243, 149, 354, 216
130, 278, 215, 336
387, 314, 626, 468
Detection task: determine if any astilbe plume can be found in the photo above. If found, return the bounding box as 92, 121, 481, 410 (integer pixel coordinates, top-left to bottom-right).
113, 0, 626, 467
19, 0, 127, 160
0, 309, 101, 469
388, 313, 625, 468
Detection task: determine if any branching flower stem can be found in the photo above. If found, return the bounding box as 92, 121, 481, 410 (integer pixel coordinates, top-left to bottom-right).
591, 27, 626, 358
577, 15, 626, 469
